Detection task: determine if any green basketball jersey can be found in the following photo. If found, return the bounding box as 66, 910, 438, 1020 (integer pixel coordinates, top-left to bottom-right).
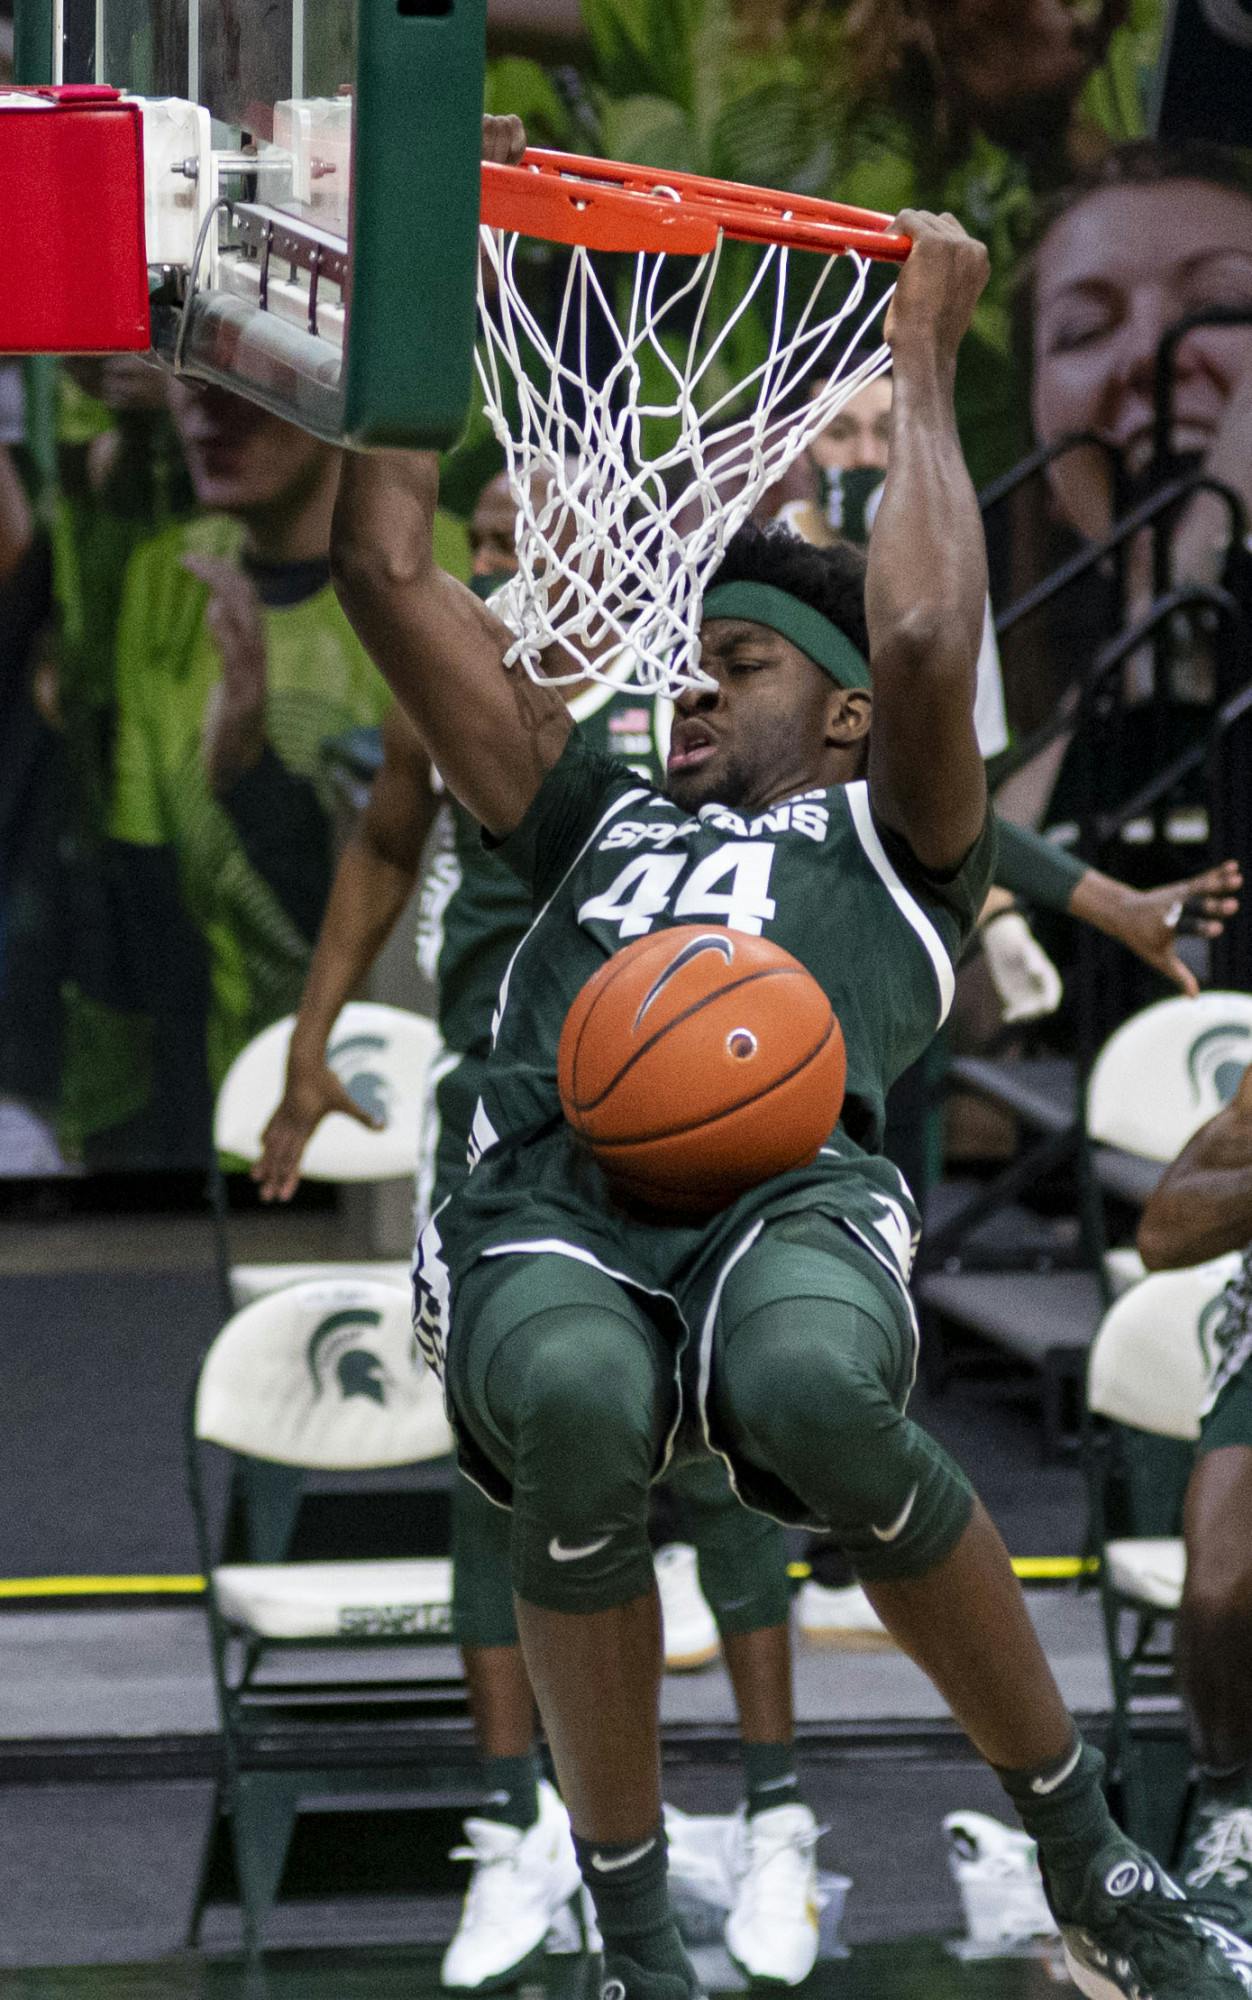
417, 673, 671, 1059
415, 729, 995, 1384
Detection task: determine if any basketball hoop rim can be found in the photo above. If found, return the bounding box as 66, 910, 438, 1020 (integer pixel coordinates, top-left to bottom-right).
480, 148, 912, 263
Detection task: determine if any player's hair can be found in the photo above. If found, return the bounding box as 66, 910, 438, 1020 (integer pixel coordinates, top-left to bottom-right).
705, 520, 871, 662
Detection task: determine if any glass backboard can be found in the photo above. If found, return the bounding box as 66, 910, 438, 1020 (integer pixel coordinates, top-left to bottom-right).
16, 0, 486, 446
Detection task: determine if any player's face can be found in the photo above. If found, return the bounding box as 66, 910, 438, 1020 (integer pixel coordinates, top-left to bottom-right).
808, 376, 892, 474
470, 474, 520, 577
669, 619, 859, 813
940, 0, 1098, 131
65, 355, 168, 415
169, 380, 337, 519
1032, 179, 1252, 540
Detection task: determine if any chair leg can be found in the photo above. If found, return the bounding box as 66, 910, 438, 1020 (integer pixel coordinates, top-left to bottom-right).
229, 1770, 301, 1957
186, 1776, 225, 1948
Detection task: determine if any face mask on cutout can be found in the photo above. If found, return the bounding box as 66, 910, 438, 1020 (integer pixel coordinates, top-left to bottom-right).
819, 464, 886, 546
469, 570, 516, 602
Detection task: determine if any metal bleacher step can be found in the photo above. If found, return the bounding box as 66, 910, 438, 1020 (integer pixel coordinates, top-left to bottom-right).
923, 1179, 1080, 1263
916, 1268, 1104, 1368
946, 1055, 1077, 1132
946, 1057, 1162, 1210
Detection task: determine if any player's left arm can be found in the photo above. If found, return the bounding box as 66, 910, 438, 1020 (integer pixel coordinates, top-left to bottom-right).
993, 817, 1243, 996
865, 212, 991, 874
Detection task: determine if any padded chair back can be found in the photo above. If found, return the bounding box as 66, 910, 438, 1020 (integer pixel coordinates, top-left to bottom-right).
1087, 1255, 1242, 1440
1086, 992, 1252, 1163
194, 1279, 451, 1468
213, 1002, 438, 1181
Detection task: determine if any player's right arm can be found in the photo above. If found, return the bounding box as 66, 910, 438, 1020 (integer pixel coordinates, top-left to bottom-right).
330, 117, 571, 838
1138, 1062, 1252, 1270
255, 705, 439, 1201
331, 448, 570, 837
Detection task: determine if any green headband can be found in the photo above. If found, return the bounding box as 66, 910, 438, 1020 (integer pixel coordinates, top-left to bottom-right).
700, 581, 871, 690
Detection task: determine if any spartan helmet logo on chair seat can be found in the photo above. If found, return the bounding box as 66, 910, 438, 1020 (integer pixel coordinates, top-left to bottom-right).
1087, 994, 1252, 1168
327, 1032, 392, 1127
307, 1309, 392, 1407
1187, 1023, 1252, 1109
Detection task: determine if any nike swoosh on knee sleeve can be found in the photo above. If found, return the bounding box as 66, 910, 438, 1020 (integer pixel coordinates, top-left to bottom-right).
548, 1534, 612, 1562
870, 1484, 919, 1543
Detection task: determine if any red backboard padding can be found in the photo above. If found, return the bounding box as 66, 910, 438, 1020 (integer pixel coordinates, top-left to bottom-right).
0, 87, 150, 354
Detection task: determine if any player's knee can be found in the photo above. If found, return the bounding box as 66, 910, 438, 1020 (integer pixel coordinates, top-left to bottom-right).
513, 1310, 658, 1515
725, 1307, 972, 1578
733, 1316, 902, 1509
503, 1308, 660, 1613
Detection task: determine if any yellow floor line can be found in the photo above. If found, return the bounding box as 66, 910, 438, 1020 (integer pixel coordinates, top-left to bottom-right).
786, 1555, 1097, 1584
1, 1558, 1099, 1601
0, 1575, 206, 1599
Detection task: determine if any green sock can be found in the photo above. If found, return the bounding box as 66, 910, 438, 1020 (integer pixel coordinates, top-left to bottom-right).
573, 1827, 691, 1978
480, 1751, 540, 1829
997, 1734, 1118, 1917
742, 1739, 800, 1817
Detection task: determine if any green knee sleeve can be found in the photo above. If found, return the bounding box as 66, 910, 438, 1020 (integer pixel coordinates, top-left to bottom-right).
664, 1455, 790, 1637
450, 1253, 673, 1615
714, 1222, 973, 1583
451, 1470, 518, 1650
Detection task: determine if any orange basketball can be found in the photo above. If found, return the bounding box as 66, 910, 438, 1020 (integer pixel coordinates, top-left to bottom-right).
557, 925, 846, 1214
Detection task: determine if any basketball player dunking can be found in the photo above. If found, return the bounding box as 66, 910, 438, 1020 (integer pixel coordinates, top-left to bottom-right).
328, 115, 1252, 2000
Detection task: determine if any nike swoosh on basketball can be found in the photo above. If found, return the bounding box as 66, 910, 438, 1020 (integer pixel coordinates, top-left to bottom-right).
1031, 1740, 1084, 1795
592, 1838, 658, 1872
870, 1483, 919, 1543
548, 1534, 612, 1563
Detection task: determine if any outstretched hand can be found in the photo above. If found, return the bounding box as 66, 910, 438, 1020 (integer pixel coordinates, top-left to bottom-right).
884, 210, 990, 363
254, 1063, 383, 1203
482, 113, 526, 166
1108, 859, 1243, 997
185, 554, 269, 794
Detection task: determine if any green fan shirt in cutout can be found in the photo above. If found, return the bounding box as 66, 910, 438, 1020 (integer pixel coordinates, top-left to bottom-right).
107, 516, 391, 1090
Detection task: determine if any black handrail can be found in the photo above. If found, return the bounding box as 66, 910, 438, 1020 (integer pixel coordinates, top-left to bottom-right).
993, 473, 1245, 640
989, 582, 1246, 789
1152, 304, 1252, 473
1086, 588, 1249, 845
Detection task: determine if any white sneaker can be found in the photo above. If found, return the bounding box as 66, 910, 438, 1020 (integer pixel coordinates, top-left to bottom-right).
441, 1778, 584, 1988
725, 1803, 823, 1986
655, 1544, 720, 1671
664, 1801, 739, 1911
943, 1810, 1057, 1951
795, 1579, 894, 1650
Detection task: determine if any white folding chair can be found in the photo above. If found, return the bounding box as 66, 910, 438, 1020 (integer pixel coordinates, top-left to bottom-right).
187, 1277, 459, 1950
212, 1001, 439, 1309
1085, 990, 1252, 1299
1087, 990, 1252, 1166
1086, 1255, 1242, 1851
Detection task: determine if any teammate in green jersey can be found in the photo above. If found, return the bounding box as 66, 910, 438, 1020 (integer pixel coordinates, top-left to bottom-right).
330, 119, 1252, 2000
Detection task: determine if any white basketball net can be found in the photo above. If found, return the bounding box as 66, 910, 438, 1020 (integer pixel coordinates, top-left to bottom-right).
476, 225, 894, 696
